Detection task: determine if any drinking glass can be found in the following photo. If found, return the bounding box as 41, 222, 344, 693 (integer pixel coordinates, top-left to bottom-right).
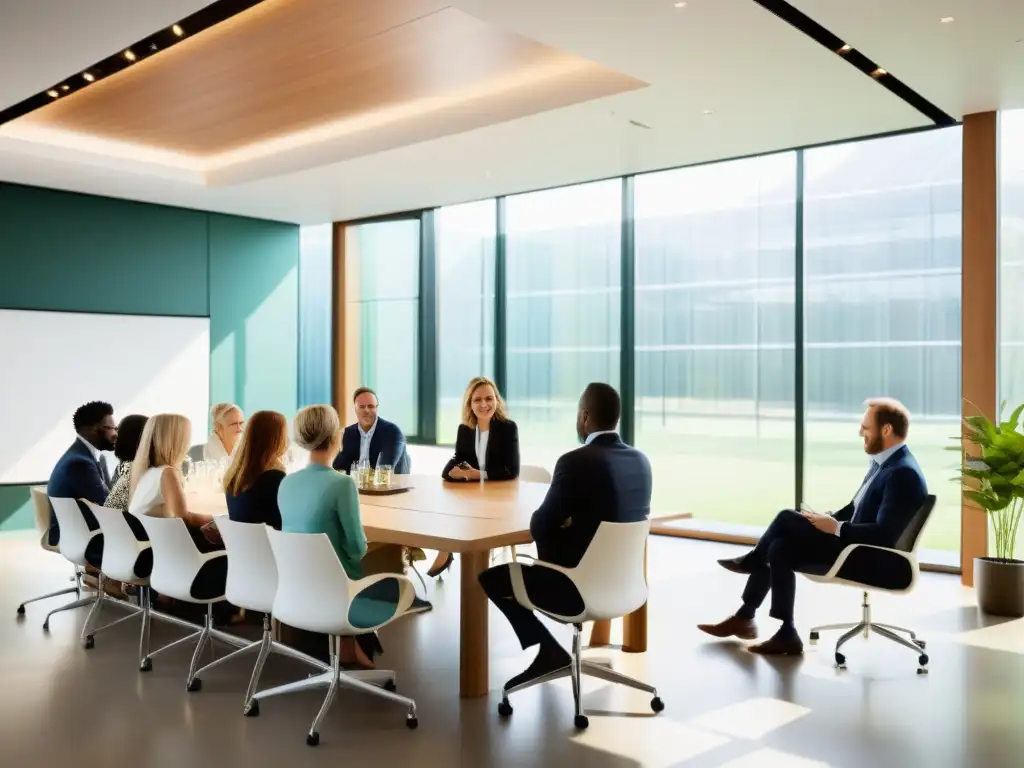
375, 465, 393, 488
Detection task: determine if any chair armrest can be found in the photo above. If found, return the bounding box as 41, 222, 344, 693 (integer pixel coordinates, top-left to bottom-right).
508, 559, 579, 622
822, 543, 916, 579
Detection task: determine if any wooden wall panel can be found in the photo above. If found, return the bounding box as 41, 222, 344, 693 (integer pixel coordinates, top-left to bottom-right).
332, 222, 362, 421
961, 111, 998, 586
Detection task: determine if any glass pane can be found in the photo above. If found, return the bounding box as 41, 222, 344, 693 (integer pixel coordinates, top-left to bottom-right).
804, 127, 962, 562
298, 224, 333, 407
999, 109, 1024, 557
505, 180, 621, 465
345, 219, 420, 437
436, 200, 496, 444
634, 153, 797, 529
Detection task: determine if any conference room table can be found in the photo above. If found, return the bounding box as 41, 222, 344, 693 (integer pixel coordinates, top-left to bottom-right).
190, 474, 689, 698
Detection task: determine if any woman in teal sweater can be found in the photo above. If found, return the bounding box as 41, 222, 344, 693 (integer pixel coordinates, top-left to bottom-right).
277, 404, 380, 668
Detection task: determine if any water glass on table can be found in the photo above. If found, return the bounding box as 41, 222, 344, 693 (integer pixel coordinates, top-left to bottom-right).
375, 464, 393, 488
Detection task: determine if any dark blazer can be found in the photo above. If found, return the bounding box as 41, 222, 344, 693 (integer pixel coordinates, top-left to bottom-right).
226, 469, 286, 530
529, 433, 652, 569
332, 418, 411, 474
442, 419, 520, 482
46, 438, 108, 545
832, 444, 927, 548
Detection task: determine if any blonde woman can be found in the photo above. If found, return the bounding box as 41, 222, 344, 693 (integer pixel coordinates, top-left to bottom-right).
128, 413, 221, 552
430, 376, 520, 578
204, 402, 245, 461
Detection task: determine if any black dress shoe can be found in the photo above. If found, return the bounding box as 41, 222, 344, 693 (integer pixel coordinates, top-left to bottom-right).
748, 628, 803, 656
717, 555, 755, 575
427, 552, 455, 579
504, 645, 572, 692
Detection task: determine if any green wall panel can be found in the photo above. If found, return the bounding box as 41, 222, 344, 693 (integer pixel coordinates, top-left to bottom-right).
209, 213, 299, 422
0, 486, 34, 532
0, 183, 209, 316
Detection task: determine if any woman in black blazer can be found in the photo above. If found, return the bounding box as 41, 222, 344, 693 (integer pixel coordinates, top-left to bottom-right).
429, 376, 520, 577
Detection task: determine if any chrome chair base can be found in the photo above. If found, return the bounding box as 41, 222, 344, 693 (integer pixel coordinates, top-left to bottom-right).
809, 591, 928, 672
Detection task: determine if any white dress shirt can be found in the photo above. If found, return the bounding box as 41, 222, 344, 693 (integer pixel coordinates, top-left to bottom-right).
359, 419, 378, 465
835, 441, 905, 536
77, 434, 102, 462
475, 426, 489, 480
584, 430, 618, 445
203, 435, 229, 462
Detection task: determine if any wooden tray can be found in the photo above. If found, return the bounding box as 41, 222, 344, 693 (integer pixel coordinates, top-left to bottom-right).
357, 485, 412, 496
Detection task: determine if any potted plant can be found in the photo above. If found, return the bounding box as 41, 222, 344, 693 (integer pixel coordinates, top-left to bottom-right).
953, 402, 1024, 617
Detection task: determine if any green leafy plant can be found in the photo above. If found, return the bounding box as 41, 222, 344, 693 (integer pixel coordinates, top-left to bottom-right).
951, 401, 1024, 562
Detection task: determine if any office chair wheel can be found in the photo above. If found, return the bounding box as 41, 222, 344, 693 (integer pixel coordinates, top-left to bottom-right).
574, 714, 590, 730
650, 697, 665, 713
406, 715, 418, 730
243, 700, 259, 717
186, 678, 202, 693
918, 654, 929, 667
384, 679, 397, 692
834, 652, 846, 668
809, 631, 819, 642
42, 620, 50, 632
139, 657, 152, 672
16, 604, 25, 615
306, 732, 320, 747
84, 635, 95, 650
498, 698, 513, 717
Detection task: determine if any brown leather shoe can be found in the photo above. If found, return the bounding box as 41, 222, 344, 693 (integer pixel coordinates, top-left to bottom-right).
697, 615, 758, 640
717, 556, 754, 575
748, 632, 803, 656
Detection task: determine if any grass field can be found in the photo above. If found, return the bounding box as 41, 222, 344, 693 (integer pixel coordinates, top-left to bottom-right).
432, 398, 972, 556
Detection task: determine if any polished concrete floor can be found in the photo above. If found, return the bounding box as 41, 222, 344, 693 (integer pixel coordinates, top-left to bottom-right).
3, 532, 1022, 768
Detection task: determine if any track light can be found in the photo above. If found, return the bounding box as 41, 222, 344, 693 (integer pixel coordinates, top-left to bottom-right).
47, 90, 59, 98
83, 72, 95, 83
871, 68, 887, 78
124, 49, 136, 62
172, 24, 184, 37
837, 44, 852, 54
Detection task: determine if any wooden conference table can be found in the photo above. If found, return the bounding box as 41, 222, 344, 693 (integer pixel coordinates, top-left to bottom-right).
191, 474, 689, 698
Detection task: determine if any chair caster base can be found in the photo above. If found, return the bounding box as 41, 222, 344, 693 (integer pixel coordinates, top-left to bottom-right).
835, 652, 846, 669
916, 640, 926, 649
42, 621, 49, 632
406, 715, 418, 730
384, 679, 396, 692
650, 697, 664, 713
16, 604, 25, 615
917, 666, 929, 674
498, 698, 513, 717
574, 714, 589, 730
186, 678, 202, 693
244, 700, 259, 717
809, 631, 819, 642
306, 732, 319, 747
84, 635, 94, 650
139, 657, 152, 672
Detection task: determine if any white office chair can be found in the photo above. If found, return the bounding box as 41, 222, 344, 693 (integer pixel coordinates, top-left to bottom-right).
45, 497, 104, 634
803, 495, 936, 673
254, 529, 418, 746
498, 519, 664, 730
519, 465, 552, 483
137, 515, 247, 690
197, 519, 328, 715
16, 488, 85, 619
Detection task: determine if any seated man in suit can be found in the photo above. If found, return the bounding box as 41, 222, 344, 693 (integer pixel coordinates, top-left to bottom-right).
479, 382, 653, 689
332, 387, 411, 474
46, 400, 118, 548
698, 397, 927, 655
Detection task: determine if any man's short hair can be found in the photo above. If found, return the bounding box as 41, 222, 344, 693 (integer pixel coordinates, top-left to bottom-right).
865, 397, 910, 439
73, 401, 113, 432
583, 383, 621, 431
353, 387, 377, 402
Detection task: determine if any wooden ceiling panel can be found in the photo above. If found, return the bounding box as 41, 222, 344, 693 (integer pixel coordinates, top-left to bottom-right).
16, 0, 645, 158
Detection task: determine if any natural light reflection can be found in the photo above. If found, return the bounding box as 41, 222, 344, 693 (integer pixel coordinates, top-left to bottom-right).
688, 697, 812, 740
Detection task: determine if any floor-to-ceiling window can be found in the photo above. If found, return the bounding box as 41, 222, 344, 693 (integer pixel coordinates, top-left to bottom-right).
803, 127, 963, 559
505, 180, 621, 466
345, 218, 420, 437
634, 153, 797, 530
436, 200, 496, 443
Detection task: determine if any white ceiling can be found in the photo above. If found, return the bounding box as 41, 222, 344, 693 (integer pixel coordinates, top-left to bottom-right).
0, 0, 1017, 224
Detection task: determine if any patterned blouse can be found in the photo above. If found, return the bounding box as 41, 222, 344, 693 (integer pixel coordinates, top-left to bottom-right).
104, 461, 134, 511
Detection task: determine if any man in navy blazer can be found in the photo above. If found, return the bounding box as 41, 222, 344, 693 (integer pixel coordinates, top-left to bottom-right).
479, 383, 652, 690
332, 387, 410, 474
699, 397, 927, 655
46, 401, 118, 546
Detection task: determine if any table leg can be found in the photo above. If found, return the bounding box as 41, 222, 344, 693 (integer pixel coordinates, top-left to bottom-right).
623, 539, 649, 653
460, 549, 490, 698
589, 620, 612, 647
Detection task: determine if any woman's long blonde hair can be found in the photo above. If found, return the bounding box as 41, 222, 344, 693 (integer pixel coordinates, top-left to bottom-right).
223, 410, 289, 496
461, 376, 509, 428
128, 413, 192, 502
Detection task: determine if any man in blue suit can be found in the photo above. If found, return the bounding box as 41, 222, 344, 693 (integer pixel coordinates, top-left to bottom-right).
46, 401, 118, 547
698, 397, 927, 655
332, 387, 410, 474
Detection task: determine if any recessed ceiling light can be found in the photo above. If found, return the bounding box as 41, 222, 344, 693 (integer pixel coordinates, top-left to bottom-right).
124, 49, 136, 62
674, 2, 687, 7
46, 90, 59, 98
940, 16, 954, 24
82, 72, 95, 82
703, 109, 714, 115
837, 44, 852, 54
60, 84, 70, 91
172, 24, 184, 37
871, 67, 887, 78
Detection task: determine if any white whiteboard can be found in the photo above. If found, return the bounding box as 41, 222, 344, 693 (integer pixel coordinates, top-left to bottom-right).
0, 309, 210, 484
